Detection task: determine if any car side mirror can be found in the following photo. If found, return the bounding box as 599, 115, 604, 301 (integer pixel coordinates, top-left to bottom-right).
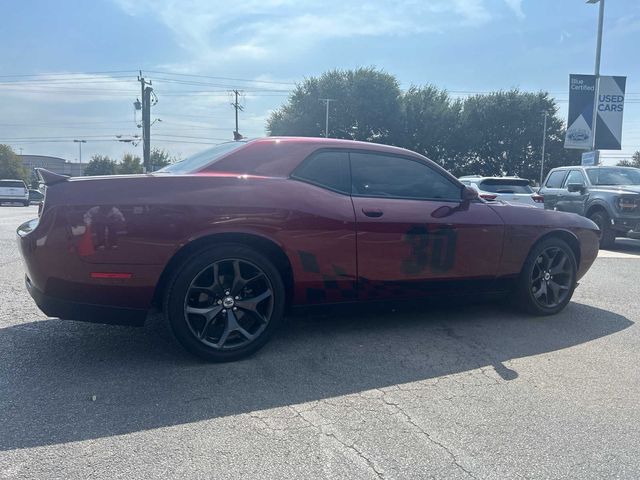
567, 183, 585, 193
431, 186, 477, 219
462, 186, 479, 201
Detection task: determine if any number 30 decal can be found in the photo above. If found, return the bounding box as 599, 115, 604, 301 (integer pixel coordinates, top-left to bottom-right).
402, 225, 458, 274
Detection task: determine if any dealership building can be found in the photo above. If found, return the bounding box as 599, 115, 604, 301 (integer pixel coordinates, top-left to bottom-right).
20, 155, 85, 177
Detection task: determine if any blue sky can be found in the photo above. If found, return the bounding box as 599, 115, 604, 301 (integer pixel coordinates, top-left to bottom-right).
1, 0, 639, 165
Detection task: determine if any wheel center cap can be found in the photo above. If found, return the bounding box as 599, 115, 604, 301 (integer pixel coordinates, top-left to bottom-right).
222, 296, 235, 308
544, 272, 551, 281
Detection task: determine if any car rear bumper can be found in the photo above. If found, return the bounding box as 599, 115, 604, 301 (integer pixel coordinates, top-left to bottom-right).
25, 275, 147, 326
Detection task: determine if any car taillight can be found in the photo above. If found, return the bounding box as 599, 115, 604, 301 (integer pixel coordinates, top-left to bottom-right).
532, 194, 544, 203
480, 193, 498, 201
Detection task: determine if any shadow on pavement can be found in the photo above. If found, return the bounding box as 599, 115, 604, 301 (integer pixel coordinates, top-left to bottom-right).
0, 301, 632, 451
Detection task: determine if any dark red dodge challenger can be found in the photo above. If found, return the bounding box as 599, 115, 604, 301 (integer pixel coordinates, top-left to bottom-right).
18, 137, 600, 361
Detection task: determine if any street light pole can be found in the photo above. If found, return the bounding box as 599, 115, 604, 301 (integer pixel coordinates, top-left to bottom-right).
73, 139, 86, 163
319, 98, 335, 138
588, 0, 605, 156
540, 112, 548, 186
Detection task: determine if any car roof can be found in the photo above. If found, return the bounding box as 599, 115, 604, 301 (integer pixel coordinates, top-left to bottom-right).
246, 136, 425, 159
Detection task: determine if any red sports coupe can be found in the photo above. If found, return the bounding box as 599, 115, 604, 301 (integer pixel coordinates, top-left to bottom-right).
18, 137, 600, 361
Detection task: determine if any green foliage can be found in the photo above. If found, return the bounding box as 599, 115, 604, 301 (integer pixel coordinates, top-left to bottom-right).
617, 151, 640, 168
268, 67, 402, 143
149, 148, 179, 171
0, 144, 28, 180
267, 69, 580, 182
84, 155, 118, 176
117, 153, 144, 174
456, 90, 579, 179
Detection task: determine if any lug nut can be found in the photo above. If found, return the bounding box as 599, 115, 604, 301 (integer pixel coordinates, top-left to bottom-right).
233, 307, 237, 311
235, 296, 240, 300
225, 291, 230, 295
222, 309, 227, 313
217, 300, 222, 305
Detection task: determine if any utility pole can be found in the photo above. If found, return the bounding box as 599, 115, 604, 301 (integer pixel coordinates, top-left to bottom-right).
231, 90, 244, 140
73, 139, 86, 163
588, 0, 605, 160
138, 71, 154, 172
539, 112, 548, 186
319, 98, 335, 138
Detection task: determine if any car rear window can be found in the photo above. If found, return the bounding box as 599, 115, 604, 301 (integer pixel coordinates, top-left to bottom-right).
0, 180, 26, 188
545, 170, 568, 188
156, 141, 247, 174
479, 179, 533, 194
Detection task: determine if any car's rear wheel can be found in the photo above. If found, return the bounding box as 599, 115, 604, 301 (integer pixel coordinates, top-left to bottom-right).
164, 244, 285, 362
589, 210, 616, 249
515, 237, 577, 315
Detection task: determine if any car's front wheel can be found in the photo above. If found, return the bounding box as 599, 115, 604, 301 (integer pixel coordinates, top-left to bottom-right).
164, 244, 285, 362
515, 237, 577, 315
589, 210, 616, 249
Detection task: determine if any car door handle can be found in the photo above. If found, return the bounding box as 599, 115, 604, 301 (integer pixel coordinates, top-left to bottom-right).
362, 208, 384, 218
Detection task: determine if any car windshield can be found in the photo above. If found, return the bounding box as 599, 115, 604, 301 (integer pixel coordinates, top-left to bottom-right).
586, 168, 640, 186
156, 141, 247, 174
479, 179, 533, 194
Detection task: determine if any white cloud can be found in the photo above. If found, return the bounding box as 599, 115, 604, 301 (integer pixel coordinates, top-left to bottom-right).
111, 0, 495, 67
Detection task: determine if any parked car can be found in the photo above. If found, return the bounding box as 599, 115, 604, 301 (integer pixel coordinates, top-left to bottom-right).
28, 189, 44, 204
459, 176, 544, 208
18, 137, 600, 361
539, 166, 640, 248
0, 179, 29, 206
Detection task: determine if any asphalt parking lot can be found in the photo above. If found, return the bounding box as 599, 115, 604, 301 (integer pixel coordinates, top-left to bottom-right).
1, 205, 639, 479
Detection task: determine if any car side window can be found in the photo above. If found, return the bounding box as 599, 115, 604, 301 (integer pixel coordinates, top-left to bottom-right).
545, 170, 568, 188
291, 151, 350, 194
350, 152, 462, 201
563, 170, 586, 188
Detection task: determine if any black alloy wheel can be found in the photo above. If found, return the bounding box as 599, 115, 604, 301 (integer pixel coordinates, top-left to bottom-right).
515, 237, 577, 315
165, 245, 285, 361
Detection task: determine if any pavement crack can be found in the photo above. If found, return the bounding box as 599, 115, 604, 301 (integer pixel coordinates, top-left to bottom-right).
377, 390, 477, 479
288, 405, 385, 479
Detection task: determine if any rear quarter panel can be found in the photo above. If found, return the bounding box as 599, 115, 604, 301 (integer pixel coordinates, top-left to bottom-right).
35, 175, 357, 308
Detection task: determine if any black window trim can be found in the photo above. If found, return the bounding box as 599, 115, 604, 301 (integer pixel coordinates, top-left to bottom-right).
289, 148, 352, 195
348, 149, 464, 203
290, 147, 465, 203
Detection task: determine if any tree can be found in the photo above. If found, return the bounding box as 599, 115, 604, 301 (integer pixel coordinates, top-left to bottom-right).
118, 153, 143, 174
456, 90, 579, 179
0, 144, 28, 180
84, 155, 117, 176
267, 67, 403, 143
401, 85, 463, 170
617, 151, 640, 168
149, 148, 178, 171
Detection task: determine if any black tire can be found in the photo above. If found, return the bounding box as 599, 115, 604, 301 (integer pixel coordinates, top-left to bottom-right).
589, 210, 616, 249
163, 244, 285, 362
514, 237, 577, 315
